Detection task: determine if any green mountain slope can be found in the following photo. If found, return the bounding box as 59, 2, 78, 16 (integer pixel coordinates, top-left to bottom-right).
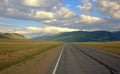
0, 32, 26, 39
32, 31, 120, 42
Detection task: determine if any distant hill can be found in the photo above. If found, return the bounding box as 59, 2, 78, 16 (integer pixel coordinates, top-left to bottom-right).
32, 31, 120, 42
0, 32, 26, 39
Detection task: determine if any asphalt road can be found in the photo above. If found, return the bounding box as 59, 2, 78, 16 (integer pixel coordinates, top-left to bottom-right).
46, 43, 120, 74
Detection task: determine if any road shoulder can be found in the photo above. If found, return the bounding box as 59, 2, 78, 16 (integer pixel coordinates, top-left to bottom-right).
0, 45, 62, 74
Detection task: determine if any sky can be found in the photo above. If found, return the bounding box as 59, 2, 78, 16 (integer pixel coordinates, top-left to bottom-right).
0, 0, 120, 38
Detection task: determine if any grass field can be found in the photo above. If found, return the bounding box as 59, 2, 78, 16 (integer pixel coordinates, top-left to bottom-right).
0, 39, 63, 70
74, 41, 120, 55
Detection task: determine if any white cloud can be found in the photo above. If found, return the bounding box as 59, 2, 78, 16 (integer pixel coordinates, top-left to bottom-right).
27, 26, 79, 33
43, 14, 103, 27
0, 0, 120, 34
79, 15, 102, 23
81, 0, 90, 3
56, 7, 76, 18
0, 0, 102, 26
0, 0, 61, 21
77, 0, 92, 14
0, 25, 79, 38
35, 11, 54, 19
96, 0, 120, 19
15, 30, 29, 34
0, 25, 79, 34
43, 19, 57, 23
22, 0, 61, 9
23, 0, 42, 7
77, 3, 92, 14
1, 26, 79, 35
112, 11, 120, 19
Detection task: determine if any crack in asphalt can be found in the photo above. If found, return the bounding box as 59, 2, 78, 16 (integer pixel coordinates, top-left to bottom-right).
72, 44, 120, 74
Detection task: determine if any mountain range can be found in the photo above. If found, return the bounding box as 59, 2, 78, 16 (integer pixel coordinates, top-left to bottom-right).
32, 31, 120, 42
0, 32, 26, 39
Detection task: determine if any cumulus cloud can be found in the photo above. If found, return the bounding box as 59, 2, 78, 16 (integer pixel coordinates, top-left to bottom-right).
95, 0, 120, 19
22, 0, 61, 9
78, 15, 102, 23
26, 26, 79, 33
43, 14, 103, 28
35, 11, 54, 19
23, 0, 42, 7
77, 3, 92, 14
77, 0, 92, 14
0, 0, 120, 35
0, 25, 79, 34
43, 19, 57, 23
0, 0, 61, 21
56, 7, 76, 18
81, 0, 89, 3
0, 0, 101, 25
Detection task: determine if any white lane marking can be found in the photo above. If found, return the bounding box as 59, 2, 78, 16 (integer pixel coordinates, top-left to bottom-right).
52, 44, 65, 74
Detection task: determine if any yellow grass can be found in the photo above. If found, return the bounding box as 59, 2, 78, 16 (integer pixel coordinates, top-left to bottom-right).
74, 41, 120, 55
0, 40, 63, 70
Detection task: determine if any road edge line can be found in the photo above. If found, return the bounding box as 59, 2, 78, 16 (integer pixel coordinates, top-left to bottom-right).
52, 44, 65, 74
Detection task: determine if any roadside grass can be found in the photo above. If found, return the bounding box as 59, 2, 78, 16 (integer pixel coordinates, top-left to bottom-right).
74, 41, 120, 55
0, 39, 63, 70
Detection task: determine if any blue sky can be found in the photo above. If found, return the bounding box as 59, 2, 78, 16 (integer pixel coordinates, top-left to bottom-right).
0, 17, 44, 28
0, 0, 120, 38
63, 0, 83, 13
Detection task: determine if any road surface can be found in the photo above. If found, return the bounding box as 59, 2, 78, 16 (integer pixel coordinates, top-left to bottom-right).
47, 43, 120, 74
